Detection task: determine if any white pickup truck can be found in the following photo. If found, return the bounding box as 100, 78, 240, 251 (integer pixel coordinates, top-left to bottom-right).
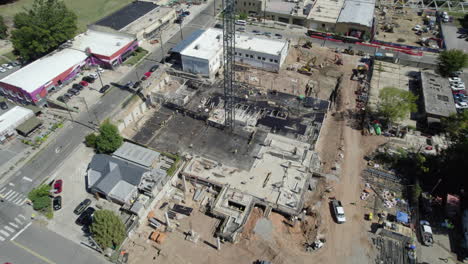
331, 199, 346, 223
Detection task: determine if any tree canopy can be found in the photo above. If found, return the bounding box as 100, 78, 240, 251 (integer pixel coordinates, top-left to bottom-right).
90, 210, 126, 250
10, 0, 77, 61
0, 16, 7, 39
90, 121, 123, 154
442, 111, 468, 141
437, 49, 468, 77
378, 87, 418, 124
28, 184, 51, 211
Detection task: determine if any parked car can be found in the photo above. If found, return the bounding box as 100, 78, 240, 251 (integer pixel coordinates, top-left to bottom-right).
57, 96, 70, 103
89, 73, 98, 79
331, 199, 346, 223
76, 207, 95, 226
97, 67, 105, 73
252, 30, 261, 34
0, 67, 6, 73
68, 88, 80, 95
5, 64, 13, 70
72, 83, 84, 90
53, 196, 62, 211
214, 23, 223, 29
150, 65, 159, 72
73, 199, 91, 215
99, 84, 110, 93
133, 81, 141, 89
1, 64, 8, 68
449, 77, 461, 83
456, 101, 468, 109
413, 25, 422, 31
79, 80, 89, 86
0, 101, 8, 110
53, 179, 63, 194
82, 76, 95, 83
274, 33, 283, 38
263, 32, 272, 36
419, 220, 434, 246
182, 11, 190, 16
451, 84, 466, 91
236, 27, 246, 32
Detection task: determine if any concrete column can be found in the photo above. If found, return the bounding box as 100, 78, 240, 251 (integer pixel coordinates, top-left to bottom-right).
216, 237, 221, 250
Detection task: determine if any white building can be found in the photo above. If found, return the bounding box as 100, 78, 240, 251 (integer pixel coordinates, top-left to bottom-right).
176, 28, 289, 78
0, 106, 34, 142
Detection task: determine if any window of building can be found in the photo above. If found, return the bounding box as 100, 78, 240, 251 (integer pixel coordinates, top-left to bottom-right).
248, 2, 251, 5
322, 24, 325, 28
239, 53, 242, 56
257, 56, 261, 60
274, 59, 278, 63
244, 2, 246, 6
245, 54, 249, 57
235, 52, 238, 55
269, 59, 273, 62
250, 55, 253, 58
262, 57, 265, 61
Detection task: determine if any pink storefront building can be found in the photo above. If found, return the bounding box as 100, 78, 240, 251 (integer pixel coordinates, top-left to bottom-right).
0, 30, 138, 106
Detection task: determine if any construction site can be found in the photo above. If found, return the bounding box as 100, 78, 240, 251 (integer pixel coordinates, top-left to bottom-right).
111, 33, 394, 263
374, 6, 442, 48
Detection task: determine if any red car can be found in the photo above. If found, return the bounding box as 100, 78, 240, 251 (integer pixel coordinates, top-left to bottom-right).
54, 179, 63, 194
79, 80, 88, 86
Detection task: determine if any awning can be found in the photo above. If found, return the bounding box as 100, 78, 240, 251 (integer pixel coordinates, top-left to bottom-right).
396, 211, 409, 224
16, 116, 42, 136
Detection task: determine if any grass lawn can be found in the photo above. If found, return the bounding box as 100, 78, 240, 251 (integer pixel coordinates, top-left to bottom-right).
123, 48, 148, 66
0, 0, 134, 32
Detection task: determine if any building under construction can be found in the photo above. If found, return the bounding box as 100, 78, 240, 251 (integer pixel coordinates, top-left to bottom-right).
133, 75, 329, 241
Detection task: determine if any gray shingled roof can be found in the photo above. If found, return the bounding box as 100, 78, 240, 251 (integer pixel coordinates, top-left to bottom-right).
88, 154, 148, 197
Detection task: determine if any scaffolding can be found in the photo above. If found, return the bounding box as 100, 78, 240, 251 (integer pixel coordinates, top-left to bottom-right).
222, 0, 236, 130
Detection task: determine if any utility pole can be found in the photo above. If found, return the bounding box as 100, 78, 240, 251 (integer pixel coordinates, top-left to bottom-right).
159, 33, 165, 60
179, 22, 184, 40
63, 101, 74, 122
96, 69, 104, 89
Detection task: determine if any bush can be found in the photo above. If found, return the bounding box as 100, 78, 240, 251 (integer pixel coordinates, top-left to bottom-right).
85, 133, 98, 148
28, 184, 52, 211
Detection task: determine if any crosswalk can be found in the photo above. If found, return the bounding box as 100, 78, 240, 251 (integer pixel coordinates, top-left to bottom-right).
0, 214, 28, 242
0, 187, 28, 206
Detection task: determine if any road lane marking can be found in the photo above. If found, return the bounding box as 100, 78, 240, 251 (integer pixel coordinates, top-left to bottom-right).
10, 222, 31, 241
4, 226, 14, 232
0, 235, 4, 241
22, 176, 33, 182
8, 192, 19, 201
3, 190, 13, 197
11, 239, 56, 264
19, 214, 26, 220
17, 198, 27, 205
0, 187, 6, 193
9, 222, 19, 228
0, 230, 10, 237
15, 218, 23, 224
8, 182, 14, 186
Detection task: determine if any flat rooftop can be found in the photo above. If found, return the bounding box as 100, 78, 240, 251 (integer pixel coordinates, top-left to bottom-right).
337, 0, 376, 27
420, 72, 456, 118
235, 33, 288, 56
94, 1, 158, 31
307, 0, 345, 24
0, 49, 87, 92
265, 0, 307, 17
179, 28, 289, 59
71, 30, 135, 57
113, 142, 160, 168
121, 7, 174, 35
0, 106, 34, 134
180, 28, 223, 60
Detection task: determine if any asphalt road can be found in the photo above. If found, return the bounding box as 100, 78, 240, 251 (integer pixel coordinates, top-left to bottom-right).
0, 223, 106, 264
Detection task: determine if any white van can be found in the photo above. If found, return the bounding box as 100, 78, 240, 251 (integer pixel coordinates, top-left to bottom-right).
235, 20, 247, 26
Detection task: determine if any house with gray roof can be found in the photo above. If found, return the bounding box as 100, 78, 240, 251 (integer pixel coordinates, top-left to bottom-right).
87, 154, 149, 205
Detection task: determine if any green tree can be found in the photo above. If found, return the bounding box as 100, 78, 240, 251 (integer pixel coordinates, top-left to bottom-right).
442, 111, 468, 141
85, 133, 98, 148
437, 49, 468, 77
378, 87, 418, 124
238, 12, 248, 20
95, 121, 123, 154
461, 14, 468, 29
0, 16, 7, 39
11, 0, 77, 61
28, 184, 51, 211
90, 210, 126, 249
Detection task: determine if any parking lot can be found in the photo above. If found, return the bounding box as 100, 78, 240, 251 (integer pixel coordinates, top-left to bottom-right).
45, 144, 99, 243
0, 61, 21, 79
48, 65, 133, 113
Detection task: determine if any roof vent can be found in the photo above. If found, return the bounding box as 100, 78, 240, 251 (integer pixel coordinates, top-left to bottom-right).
194, 44, 200, 50
116, 42, 121, 46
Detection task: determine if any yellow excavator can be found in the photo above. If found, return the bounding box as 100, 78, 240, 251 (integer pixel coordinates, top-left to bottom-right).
298, 57, 317, 75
